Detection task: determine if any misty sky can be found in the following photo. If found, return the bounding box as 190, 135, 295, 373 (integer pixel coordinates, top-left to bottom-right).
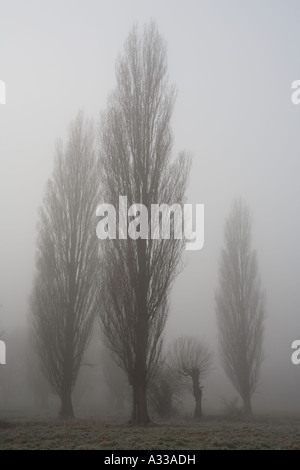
1, 0, 300, 411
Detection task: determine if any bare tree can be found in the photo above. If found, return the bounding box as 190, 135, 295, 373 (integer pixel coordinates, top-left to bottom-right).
98, 22, 190, 425
148, 365, 184, 420
31, 112, 100, 419
215, 198, 265, 415
168, 336, 213, 418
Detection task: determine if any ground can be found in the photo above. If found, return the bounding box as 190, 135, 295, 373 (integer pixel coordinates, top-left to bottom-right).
0, 416, 299, 449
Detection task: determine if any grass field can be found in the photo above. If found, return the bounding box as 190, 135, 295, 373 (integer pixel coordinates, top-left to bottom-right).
0, 416, 300, 449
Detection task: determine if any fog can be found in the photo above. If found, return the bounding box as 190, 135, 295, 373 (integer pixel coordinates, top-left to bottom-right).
1, 0, 300, 419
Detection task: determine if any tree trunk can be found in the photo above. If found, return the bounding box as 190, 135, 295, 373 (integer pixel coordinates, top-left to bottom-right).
59, 385, 74, 419
129, 238, 150, 426
130, 376, 149, 425
129, 324, 150, 425
243, 390, 252, 416
191, 368, 203, 419
130, 319, 149, 425
193, 390, 203, 419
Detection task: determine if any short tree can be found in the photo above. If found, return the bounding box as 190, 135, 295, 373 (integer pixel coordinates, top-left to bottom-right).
168, 336, 213, 418
215, 198, 265, 415
148, 365, 183, 420
31, 112, 100, 419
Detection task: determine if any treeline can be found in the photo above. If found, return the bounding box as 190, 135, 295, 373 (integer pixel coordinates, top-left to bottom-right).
27, 22, 265, 424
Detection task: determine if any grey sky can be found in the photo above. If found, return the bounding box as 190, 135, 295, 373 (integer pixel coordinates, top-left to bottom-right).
1, 0, 300, 410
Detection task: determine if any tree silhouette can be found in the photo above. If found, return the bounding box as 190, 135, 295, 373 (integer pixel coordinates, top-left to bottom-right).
216, 198, 265, 415
31, 112, 100, 419
98, 22, 190, 425
169, 336, 213, 418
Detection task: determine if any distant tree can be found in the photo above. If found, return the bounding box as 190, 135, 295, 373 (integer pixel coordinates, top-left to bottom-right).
148, 365, 183, 420
98, 22, 190, 425
221, 396, 242, 417
168, 336, 213, 418
101, 347, 129, 413
215, 198, 265, 415
31, 112, 100, 419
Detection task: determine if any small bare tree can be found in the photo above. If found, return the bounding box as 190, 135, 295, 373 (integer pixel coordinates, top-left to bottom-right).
168, 336, 213, 418
148, 365, 184, 420
31, 112, 100, 419
215, 198, 265, 415
98, 22, 190, 425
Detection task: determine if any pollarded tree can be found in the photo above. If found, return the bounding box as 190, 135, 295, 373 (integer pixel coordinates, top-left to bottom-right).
168, 336, 213, 418
31, 112, 100, 419
215, 198, 265, 415
98, 22, 190, 425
